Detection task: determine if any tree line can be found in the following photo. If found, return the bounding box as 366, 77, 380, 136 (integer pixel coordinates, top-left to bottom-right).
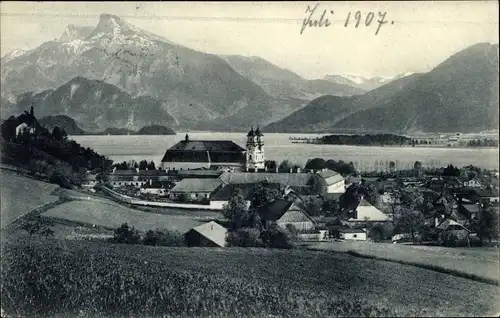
1, 108, 113, 188
318, 134, 414, 146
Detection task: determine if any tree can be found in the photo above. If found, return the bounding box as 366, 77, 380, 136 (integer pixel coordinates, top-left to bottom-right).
413, 161, 422, 175
442, 164, 460, 177
222, 188, 250, 229
322, 198, 341, 217
52, 127, 63, 142
278, 160, 293, 172
394, 207, 425, 240
251, 183, 283, 209
265, 160, 277, 171
389, 161, 396, 172
305, 158, 326, 171
147, 161, 156, 170
138, 160, 148, 170
476, 205, 499, 243
113, 223, 141, 244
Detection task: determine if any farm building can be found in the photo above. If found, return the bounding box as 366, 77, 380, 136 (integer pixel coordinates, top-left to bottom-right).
349, 199, 391, 222
315, 169, 345, 193
140, 180, 169, 196
257, 199, 315, 232
436, 218, 472, 240
339, 228, 367, 241
209, 183, 256, 209
82, 173, 98, 189
184, 221, 228, 247
169, 178, 224, 201
219, 171, 313, 190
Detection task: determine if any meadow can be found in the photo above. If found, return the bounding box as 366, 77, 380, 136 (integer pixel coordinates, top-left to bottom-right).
0, 170, 59, 229
309, 241, 500, 283
2, 238, 499, 317
41, 200, 204, 233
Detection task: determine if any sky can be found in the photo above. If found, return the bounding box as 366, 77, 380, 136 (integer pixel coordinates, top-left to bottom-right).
1, 1, 498, 79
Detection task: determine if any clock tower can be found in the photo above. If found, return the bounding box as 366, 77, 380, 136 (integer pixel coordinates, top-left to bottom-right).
245, 126, 265, 171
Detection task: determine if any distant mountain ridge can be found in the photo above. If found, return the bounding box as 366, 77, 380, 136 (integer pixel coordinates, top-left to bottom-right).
38, 115, 86, 135
220, 55, 365, 99
0, 14, 311, 131
323, 72, 415, 91
11, 77, 176, 133
266, 42, 499, 133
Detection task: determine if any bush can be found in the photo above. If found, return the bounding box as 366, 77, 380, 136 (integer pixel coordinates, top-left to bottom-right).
113, 223, 141, 244
226, 228, 262, 247
142, 229, 185, 247
260, 223, 293, 249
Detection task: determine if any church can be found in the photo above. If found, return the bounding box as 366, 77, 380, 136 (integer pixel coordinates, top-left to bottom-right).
160, 126, 266, 172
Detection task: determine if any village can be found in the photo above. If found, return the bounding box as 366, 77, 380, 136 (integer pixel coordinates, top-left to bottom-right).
80, 127, 500, 248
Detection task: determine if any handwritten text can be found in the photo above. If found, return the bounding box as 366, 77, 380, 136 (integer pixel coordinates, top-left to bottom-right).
300, 3, 394, 36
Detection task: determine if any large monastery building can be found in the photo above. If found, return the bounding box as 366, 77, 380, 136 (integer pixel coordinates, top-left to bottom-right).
161, 126, 266, 172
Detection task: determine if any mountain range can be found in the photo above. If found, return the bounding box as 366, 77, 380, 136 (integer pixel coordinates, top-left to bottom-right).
1, 14, 366, 132
323, 73, 415, 91
1, 13, 498, 134
267, 43, 499, 134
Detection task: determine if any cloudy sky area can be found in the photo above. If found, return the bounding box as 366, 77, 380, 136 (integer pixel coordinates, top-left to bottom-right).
1, 1, 498, 79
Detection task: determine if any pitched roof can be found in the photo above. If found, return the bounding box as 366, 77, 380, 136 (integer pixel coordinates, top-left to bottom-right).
339, 228, 366, 233
168, 169, 223, 178
211, 183, 256, 201
161, 140, 245, 163
187, 221, 228, 247
170, 178, 223, 193
219, 172, 313, 188
317, 169, 344, 185
257, 199, 315, 224
437, 219, 471, 232
352, 199, 391, 221
459, 204, 480, 214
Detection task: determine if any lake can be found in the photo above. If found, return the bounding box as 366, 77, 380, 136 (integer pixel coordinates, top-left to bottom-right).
71, 133, 499, 171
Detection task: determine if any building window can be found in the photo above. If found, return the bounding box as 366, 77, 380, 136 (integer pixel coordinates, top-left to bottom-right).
249, 155, 253, 161
353, 234, 357, 238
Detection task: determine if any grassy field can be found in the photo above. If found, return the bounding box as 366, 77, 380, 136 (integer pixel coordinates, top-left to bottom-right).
41, 200, 204, 233
0, 170, 59, 229
308, 241, 500, 283
2, 238, 499, 317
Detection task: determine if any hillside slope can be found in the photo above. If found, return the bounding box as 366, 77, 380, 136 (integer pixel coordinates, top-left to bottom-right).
267, 43, 499, 133
13, 77, 175, 132
221, 55, 365, 99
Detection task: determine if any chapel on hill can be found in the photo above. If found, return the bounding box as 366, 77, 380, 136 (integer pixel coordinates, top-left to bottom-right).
160, 126, 266, 172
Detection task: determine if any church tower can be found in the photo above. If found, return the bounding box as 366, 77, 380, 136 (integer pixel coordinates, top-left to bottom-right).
246, 125, 265, 171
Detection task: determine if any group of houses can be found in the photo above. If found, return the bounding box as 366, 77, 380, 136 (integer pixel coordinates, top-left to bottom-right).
365, 171, 499, 243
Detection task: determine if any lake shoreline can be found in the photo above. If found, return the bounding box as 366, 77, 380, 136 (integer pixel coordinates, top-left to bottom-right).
70, 133, 499, 170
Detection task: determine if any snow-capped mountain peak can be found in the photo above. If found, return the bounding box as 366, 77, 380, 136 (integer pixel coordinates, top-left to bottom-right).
323, 72, 415, 91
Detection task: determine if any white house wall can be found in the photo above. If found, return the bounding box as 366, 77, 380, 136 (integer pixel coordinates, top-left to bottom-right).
327, 180, 345, 193
340, 232, 367, 241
